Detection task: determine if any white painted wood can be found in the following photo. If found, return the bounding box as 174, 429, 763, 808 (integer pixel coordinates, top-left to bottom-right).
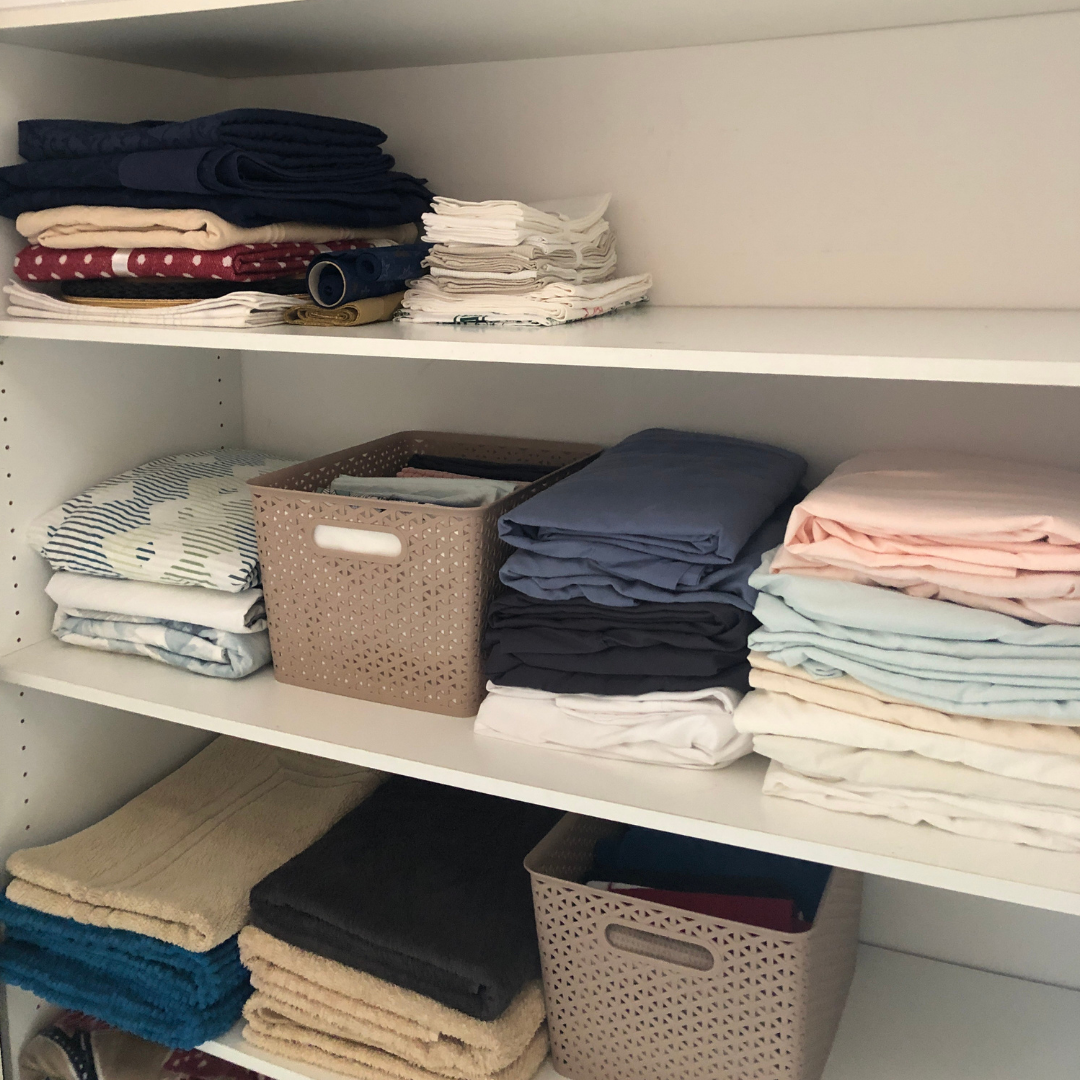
1, 0, 1079, 77
4, 307, 1080, 384
5, 639, 1080, 917
201, 946, 1080, 1080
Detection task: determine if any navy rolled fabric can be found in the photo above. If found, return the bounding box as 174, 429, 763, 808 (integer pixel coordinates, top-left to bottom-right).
308, 243, 431, 307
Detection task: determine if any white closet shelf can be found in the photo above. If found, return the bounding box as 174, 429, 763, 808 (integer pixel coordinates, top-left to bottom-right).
5, 636, 1080, 916
0, 0, 1076, 77
200, 945, 1080, 1080
3, 306, 1080, 384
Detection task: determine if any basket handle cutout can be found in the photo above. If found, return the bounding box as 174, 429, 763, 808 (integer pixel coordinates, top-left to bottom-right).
313, 524, 403, 558
604, 923, 715, 971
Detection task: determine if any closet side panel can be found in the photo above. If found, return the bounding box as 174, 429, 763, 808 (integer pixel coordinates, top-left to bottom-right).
229, 11, 1080, 308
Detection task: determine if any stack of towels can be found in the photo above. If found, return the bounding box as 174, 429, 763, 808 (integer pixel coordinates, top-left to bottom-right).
0, 736, 385, 1048
240, 777, 559, 1080
2, 109, 432, 327
29, 448, 294, 679
400, 194, 652, 325
475, 428, 807, 768
734, 450, 1080, 851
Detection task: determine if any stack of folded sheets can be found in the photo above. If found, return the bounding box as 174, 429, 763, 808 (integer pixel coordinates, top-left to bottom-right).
240, 777, 559, 1080
29, 448, 294, 678
476, 428, 807, 768
400, 194, 651, 325
2, 109, 431, 326
0, 736, 385, 1047
735, 450, 1080, 851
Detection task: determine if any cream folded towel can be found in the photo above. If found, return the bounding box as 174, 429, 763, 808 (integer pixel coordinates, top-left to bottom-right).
6, 737, 385, 951
238, 927, 546, 1080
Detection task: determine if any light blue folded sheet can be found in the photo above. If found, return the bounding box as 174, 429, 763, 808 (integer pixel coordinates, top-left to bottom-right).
748, 548, 1080, 722
329, 475, 519, 507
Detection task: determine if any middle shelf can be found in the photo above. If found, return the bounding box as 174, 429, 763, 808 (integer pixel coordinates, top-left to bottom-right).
4, 635, 1080, 916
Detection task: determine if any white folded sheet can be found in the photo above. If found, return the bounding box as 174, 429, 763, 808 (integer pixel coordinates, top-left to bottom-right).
46, 572, 266, 634
421, 194, 611, 247
763, 761, 1080, 852
474, 682, 749, 768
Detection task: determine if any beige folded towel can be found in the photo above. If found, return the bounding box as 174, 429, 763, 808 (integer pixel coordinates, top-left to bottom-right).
238, 927, 547, 1080
284, 292, 404, 327
6, 737, 385, 951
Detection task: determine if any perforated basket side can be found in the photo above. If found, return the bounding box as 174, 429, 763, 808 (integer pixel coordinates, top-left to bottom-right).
525, 815, 862, 1080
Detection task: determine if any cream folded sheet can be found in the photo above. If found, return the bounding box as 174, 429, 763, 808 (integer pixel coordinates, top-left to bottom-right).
17, 206, 420, 251
238, 927, 547, 1080
6, 737, 385, 951
421, 194, 611, 247
773, 450, 1080, 623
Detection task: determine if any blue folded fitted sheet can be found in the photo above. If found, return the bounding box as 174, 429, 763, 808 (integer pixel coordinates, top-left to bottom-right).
18, 109, 387, 160
309, 243, 432, 307
748, 547, 1080, 721
0, 897, 250, 1048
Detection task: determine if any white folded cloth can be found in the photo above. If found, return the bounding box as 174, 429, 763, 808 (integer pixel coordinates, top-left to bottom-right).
46, 572, 266, 634
421, 194, 611, 247
400, 274, 652, 326
4, 281, 295, 327
474, 682, 749, 768
763, 761, 1080, 852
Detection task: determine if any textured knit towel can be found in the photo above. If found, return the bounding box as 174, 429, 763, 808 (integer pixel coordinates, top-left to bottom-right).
6, 736, 385, 951
27, 449, 295, 591
0, 898, 250, 1048
249, 777, 562, 1020
239, 927, 547, 1080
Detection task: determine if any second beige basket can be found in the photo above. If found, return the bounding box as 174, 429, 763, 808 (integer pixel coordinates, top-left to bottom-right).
525, 815, 862, 1080
249, 430, 600, 717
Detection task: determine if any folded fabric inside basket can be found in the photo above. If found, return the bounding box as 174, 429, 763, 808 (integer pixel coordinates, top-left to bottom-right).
0, 897, 250, 1049
248, 777, 562, 1020
6, 735, 385, 951
328, 475, 519, 507
404, 455, 556, 484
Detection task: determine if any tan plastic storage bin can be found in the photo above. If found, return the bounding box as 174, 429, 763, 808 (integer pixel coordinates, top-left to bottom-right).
248, 431, 601, 716
525, 814, 862, 1080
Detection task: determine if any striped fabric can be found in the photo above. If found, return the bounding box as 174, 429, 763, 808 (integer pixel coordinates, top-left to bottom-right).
28, 449, 294, 592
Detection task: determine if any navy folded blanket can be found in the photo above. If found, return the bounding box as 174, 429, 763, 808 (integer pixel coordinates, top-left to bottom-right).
0, 897, 250, 1048
308, 244, 431, 307
19, 109, 387, 160
248, 777, 561, 1021
592, 827, 832, 922
405, 454, 557, 483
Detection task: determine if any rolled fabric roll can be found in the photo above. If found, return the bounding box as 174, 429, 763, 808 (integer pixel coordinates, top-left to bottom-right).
284, 291, 404, 326
308, 243, 430, 307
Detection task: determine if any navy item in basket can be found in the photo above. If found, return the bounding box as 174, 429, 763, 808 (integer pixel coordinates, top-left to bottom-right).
308, 243, 432, 307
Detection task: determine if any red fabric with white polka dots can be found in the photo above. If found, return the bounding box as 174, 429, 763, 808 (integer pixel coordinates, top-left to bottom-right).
13, 239, 378, 283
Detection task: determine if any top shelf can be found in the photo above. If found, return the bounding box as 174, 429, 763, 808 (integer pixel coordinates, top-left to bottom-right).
3, 305, 1080, 385
0, 0, 1076, 77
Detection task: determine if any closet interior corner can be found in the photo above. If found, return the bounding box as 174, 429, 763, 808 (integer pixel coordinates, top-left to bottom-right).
3, 3, 1080, 1080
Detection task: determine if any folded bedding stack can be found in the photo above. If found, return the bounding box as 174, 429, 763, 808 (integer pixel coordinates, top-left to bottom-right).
400, 194, 652, 325
29, 448, 295, 678
0, 736, 385, 1048
735, 450, 1080, 851
475, 428, 807, 767
2, 109, 432, 326
240, 777, 560, 1080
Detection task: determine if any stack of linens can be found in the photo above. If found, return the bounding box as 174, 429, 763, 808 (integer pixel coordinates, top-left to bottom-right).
29, 449, 294, 678
475, 429, 806, 767
736, 450, 1080, 851
0, 736, 385, 1047
400, 194, 650, 325
240, 777, 558, 1080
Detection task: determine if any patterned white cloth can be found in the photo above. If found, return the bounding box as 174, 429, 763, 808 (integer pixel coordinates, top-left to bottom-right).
29, 449, 295, 592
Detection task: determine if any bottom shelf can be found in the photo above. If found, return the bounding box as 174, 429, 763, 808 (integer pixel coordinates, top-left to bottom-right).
201, 945, 1080, 1080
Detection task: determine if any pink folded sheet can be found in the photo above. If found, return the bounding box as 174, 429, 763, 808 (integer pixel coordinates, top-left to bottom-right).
772, 450, 1080, 624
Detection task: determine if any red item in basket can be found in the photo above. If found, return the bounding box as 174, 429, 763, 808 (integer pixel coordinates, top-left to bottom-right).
605, 884, 808, 933
13, 239, 382, 283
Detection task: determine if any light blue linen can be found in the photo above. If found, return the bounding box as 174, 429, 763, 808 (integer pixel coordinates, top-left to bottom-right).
328, 474, 518, 507
748, 548, 1080, 722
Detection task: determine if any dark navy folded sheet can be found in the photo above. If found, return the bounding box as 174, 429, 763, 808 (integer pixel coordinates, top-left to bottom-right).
18, 109, 387, 160
308, 244, 431, 307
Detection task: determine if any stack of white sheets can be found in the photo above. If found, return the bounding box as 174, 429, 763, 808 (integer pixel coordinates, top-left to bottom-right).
401, 194, 651, 325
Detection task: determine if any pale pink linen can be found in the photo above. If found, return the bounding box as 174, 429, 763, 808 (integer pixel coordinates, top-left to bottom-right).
775, 450, 1080, 623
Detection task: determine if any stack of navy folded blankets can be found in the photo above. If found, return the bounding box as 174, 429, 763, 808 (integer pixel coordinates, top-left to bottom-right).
1, 109, 433, 327
475, 428, 807, 769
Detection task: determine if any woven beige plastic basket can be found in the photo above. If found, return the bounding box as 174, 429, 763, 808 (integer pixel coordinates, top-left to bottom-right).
525, 814, 862, 1080
248, 430, 601, 716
